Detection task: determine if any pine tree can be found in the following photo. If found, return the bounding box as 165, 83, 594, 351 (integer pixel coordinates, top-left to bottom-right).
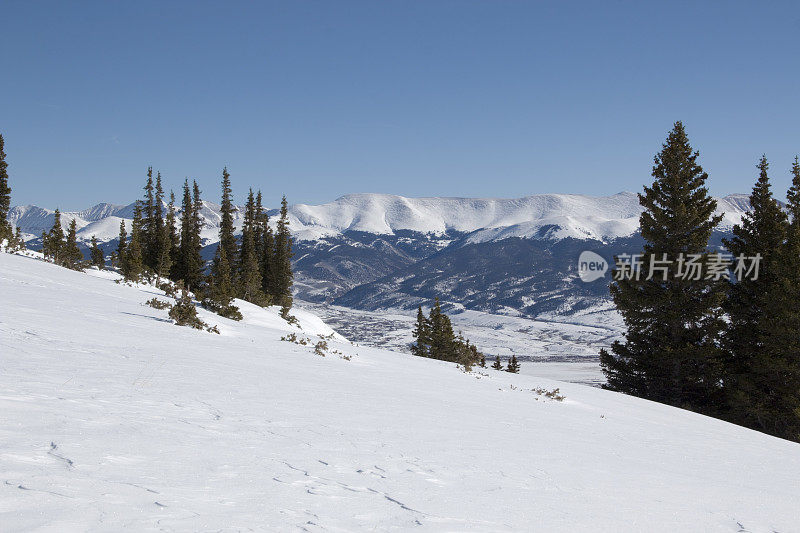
124, 201, 144, 281
600, 122, 726, 413
217, 167, 238, 268
175, 180, 204, 290
478, 353, 486, 368
492, 356, 503, 370
258, 192, 276, 298
506, 354, 520, 374
115, 219, 128, 271
724, 156, 796, 439
427, 297, 456, 361
11, 226, 25, 252
142, 167, 157, 270
62, 219, 83, 269
165, 191, 179, 276
0, 134, 13, 242
152, 171, 167, 277
205, 245, 242, 320
43, 209, 65, 262
272, 196, 294, 312
90, 235, 105, 269
411, 306, 430, 357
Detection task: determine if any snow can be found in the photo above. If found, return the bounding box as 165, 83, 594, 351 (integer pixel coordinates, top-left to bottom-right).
9, 192, 752, 244
2, 252, 799, 531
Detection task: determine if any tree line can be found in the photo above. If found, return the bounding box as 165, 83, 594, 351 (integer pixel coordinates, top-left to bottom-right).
111, 167, 295, 320
0, 135, 296, 322
601, 121, 800, 443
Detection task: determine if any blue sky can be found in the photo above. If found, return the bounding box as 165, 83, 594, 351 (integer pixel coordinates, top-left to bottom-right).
2, 1, 799, 210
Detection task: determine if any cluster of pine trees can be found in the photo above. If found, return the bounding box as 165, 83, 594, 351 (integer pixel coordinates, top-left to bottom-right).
111, 167, 295, 319
40, 209, 83, 269
0, 134, 26, 251
601, 121, 800, 442
411, 298, 487, 370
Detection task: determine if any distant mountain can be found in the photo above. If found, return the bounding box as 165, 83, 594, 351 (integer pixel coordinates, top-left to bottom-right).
8, 192, 751, 319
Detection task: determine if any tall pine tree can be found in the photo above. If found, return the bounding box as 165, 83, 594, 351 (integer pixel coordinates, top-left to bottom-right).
115, 219, 127, 270
62, 218, 83, 269
142, 167, 157, 271
217, 167, 238, 268
723, 156, 795, 439
272, 196, 294, 311
0, 134, 13, 242
600, 122, 726, 413
90, 235, 105, 269
43, 209, 65, 262
124, 201, 144, 281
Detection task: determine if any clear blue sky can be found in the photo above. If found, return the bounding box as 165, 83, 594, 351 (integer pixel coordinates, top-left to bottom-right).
2, 0, 799, 210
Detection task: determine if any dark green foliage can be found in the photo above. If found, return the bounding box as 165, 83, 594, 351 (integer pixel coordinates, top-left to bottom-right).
478, 354, 486, 368
237, 189, 268, 305
506, 354, 520, 373
90, 236, 105, 269
114, 219, 127, 271
258, 191, 276, 298
412, 297, 483, 367
217, 167, 238, 269
145, 297, 171, 310
601, 122, 726, 413
42, 208, 65, 261
272, 196, 294, 311
9, 226, 25, 252
123, 202, 144, 281
492, 356, 503, 370
411, 306, 430, 357
0, 134, 13, 242
723, 156, 799, 440
165, 191, 179, 275
205, 245, 243, 321
169, 288, 206, 329
142, 167, 157, 269
61, 219, 84, 269
174, 180, 204, 290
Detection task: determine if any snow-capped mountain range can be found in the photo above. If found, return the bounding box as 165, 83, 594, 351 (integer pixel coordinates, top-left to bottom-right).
8, 191, 750, 244
8, 192, 752, 322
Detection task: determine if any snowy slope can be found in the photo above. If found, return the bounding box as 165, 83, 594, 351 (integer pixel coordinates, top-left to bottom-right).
1, 253, 799, 531
8, 191, 751, 244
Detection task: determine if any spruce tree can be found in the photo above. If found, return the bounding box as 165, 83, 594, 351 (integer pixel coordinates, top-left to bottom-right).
258, 192, 276, 297
205, 245, 242, 320
124, 201, 144, 281
152, 171, 167, 276
600, 122, 726, 413
62, 219, 83, 269
492, 356, 503, 370
0, 134, 13, 242
165, 191, 179, 276
506, 354, 520, 374
175, 180, 204, 290
90, 235, 105, 269
272, 196, 294, 311
238, 189, 257, 290
411, 306, 430, 357
43, 209, 65, 262
217, 167, 238, 267
724, 157, 796, 439
142, 167, 157, 270
115, 219, 128, 271
427, 297, 456, 361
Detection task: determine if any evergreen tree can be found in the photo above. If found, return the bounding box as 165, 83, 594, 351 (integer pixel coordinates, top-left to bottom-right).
724, 156, 796, 439
217, 167, 238, 268
600, 122, 726, 413
175, 180, 204, 290
124, 201, 144, 281
272, 196, 294, 311
43, 208, 65, 262
204, 245, 242, 320
411, 306, 430, 357
165, 191, 179, 275
0, 134, 13, 242
478, 353, 486, 368
152, 171, 168, 277
11, 226, 25, 252
492, 356, 503, 370
258, 192, 276, 297
428, 297, 456, 361
90, 235, 105, 269
115, 219, 128, 271
506, 354, 520, 374
142, 167, 157, 270
62, 219, 83, 269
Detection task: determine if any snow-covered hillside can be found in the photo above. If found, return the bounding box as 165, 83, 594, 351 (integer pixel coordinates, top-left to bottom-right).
8, 191, 751, 244
2, 253, 798, 531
